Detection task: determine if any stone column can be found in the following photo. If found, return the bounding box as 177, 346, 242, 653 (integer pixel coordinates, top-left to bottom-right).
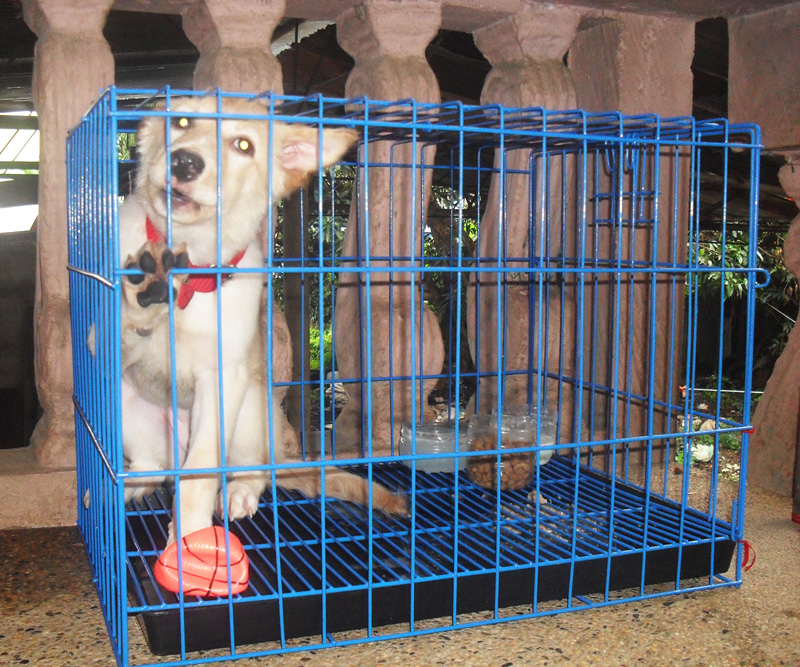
182, 0, 302, 453
22, 0, 115, 467
729, 5, 800, 497
749, 159, 800, 497
182, 0, 285, 92
568, 14, 694, 463
334, 0, 445, 455
570, 14, 694, 117
468, 4, 579, 429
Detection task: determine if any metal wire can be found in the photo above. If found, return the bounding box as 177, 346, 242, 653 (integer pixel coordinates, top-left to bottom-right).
67, 87, 761, 666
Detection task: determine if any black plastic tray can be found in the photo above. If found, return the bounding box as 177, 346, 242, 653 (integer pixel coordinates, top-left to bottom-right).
124, 457, 735, 655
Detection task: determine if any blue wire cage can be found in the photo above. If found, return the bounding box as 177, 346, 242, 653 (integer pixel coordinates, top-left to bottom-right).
67, 87, 762, 666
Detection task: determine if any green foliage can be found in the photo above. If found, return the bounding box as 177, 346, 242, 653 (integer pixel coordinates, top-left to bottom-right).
309, 327, 334, 372
719, 431, 742, 451
692, 375, 750, 421
675, 430, 741, 467
693, 229, 797, 365
695, 431, 741, 451
695, 231, 743, 299
693, 229, 793, 302
117, 133, 136, 161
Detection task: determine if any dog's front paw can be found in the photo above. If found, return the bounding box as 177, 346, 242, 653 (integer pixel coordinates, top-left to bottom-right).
218, 481, 261, 521
124, 240, 188, 308
167, 520, 177, 546
124, 482, 161, 504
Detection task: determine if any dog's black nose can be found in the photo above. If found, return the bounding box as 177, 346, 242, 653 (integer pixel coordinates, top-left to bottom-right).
170, 149, 205, 182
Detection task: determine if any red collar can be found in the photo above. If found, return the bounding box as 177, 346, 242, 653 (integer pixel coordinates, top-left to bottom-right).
145, 218, 247, 309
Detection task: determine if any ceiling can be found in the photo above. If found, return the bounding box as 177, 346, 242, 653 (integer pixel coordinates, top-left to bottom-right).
0, 1, 795, 230
1, 0, 798, 111
0, 1, 790, 112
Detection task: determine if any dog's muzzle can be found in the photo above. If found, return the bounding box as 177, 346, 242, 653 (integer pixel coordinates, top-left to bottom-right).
171, 149, 205, 183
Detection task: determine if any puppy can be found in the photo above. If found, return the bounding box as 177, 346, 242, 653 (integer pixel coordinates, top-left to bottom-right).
118, 96, 405, 543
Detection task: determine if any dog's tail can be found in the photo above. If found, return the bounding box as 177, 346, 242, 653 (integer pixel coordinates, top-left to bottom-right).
276, 466, 407, 516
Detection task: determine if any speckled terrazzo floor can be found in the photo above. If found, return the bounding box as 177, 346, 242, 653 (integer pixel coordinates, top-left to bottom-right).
1, 484, 798, 667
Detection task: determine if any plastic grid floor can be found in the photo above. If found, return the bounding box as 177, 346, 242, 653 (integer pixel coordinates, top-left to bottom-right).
124, 456, 735, 655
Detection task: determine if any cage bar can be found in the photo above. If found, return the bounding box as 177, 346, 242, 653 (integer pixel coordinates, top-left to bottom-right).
67, 87, 761, 667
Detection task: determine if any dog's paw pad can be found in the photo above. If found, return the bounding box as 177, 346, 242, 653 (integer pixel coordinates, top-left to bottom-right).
124, 241, 187, 308
138, 248, 159, 275
163, 247, 189, 272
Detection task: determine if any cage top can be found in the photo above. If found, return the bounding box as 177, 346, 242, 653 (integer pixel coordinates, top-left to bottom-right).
86, 86, 761, 150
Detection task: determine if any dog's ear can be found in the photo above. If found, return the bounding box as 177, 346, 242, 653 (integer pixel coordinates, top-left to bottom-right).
135, 101, 168, 166
317, 127, 359, 169
275, 125, 358, 194
134, 108, 166, 194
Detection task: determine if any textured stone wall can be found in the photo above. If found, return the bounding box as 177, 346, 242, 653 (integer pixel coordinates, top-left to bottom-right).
468, 3, 579, 425
569, 14, 694, 467
730, 5, 800, 497
4, 0, 739, 527
333, 0, 445, 455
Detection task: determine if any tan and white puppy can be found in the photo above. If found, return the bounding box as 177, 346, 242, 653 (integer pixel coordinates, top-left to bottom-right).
118, 96, 405, 543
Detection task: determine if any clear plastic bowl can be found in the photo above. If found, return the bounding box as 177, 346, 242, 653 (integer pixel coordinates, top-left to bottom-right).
399, 420, 467, 474
466, 407, 557, 491
497, 404, 557, 466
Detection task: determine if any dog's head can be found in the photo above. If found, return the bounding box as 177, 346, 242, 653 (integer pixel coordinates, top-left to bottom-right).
135, 96, 357, 244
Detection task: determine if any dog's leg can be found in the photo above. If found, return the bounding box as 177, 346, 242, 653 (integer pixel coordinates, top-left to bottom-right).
119, 242, 188, 503
215, 383, 281, 521
169, 365, 249, 543
121, 377, 174, 502
222, 377, 407, 517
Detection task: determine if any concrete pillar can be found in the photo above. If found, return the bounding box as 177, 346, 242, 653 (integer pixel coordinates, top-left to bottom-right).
468, 4, 579, 430
568, 14, 694, 462
749, 159, 800, 497
334, 0, 445, 455
729, 5, 800, 497
181, 0, 302, 453
182, 0, 285, 92
570, 14, 694, 117
22, 0, 115, 467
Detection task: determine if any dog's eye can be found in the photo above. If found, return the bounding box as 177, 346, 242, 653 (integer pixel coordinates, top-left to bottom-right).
172, 117, 192, 130
234, 137, 254, 156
